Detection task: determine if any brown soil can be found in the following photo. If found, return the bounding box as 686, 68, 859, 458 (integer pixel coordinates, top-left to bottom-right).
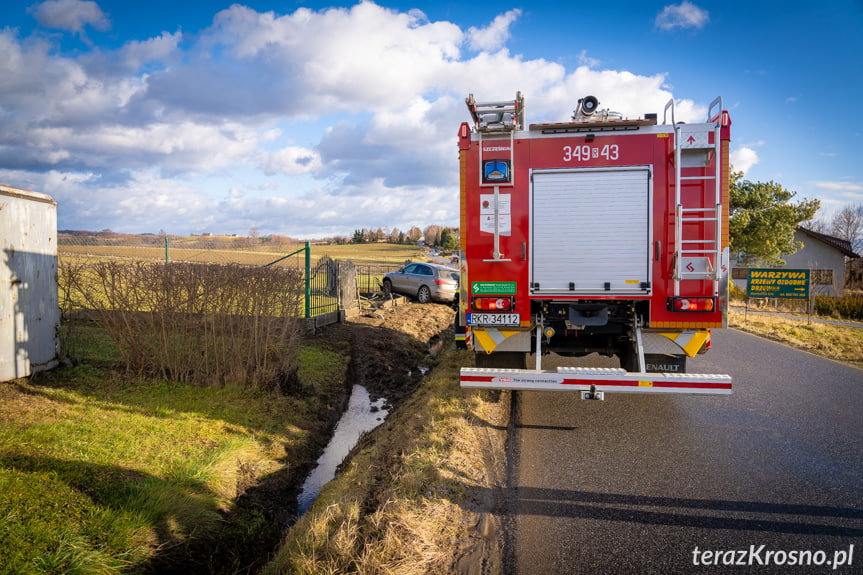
344, 298, 457, 405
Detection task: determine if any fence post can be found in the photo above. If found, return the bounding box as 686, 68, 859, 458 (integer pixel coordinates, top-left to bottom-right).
305, 241, 311, 318
164, 236, 169, 263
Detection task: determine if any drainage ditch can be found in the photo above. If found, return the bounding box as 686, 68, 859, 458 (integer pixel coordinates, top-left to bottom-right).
296, 384, 390, 515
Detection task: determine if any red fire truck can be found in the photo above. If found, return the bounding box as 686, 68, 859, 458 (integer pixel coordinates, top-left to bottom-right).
456, 92, 732, 398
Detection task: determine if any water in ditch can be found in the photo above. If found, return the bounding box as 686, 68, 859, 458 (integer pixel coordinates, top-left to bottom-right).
296, 384, 389, 516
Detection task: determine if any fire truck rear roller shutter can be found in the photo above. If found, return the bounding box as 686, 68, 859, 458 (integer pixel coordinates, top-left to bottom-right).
531, 167, 651, 295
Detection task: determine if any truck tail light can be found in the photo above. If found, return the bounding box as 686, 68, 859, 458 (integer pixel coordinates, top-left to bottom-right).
473, 296, 514, 311
668, 297, 715, 312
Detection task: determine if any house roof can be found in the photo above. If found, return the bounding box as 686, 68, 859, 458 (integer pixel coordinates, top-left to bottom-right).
798, 227, 860, 258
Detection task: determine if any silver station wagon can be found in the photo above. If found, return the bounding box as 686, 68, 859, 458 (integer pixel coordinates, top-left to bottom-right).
382, 262, 459, 303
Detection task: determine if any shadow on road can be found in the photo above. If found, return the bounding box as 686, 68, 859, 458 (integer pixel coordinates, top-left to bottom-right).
461, 485, 863, 537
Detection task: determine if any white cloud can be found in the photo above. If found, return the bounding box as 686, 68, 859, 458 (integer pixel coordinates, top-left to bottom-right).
0, 30, 89, 119
731, 146, 760, 174
213, 178, 457, 239
29, 0, 110, 34
117, 32, 182, 71
467, 9, 521, 52
539, 67, 706, 124
195, 2, 464, 114
263, 146, 323, 176
807, 181, 863, 210
3, 120, 263, 175
0, 168, 208, 232
812, 181, 863, 192
655, 2, 709, 31
0, 2, 736, 237
577, 50, 600, 68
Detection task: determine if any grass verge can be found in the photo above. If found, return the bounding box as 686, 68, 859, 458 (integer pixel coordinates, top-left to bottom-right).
0, 324, 349, 575
728, 310, 863, 368
262, 345, 508, 575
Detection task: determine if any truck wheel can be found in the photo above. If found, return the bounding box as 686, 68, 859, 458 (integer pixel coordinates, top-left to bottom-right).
417, 285, 432, 303
475, 352, 527, 369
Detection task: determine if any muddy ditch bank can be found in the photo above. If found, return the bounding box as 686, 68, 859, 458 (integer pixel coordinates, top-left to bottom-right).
146, 300, 457, 574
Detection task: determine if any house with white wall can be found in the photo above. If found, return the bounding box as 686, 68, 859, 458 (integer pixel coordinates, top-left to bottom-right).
731, 227, 859, 297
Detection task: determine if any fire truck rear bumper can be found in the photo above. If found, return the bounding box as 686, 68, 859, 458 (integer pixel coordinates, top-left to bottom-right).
460, 367, 731, 395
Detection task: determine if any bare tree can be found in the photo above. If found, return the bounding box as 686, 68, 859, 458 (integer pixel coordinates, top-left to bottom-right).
831, 202, 863, 254
423, 224, 443, 246
802, 215, 830, 234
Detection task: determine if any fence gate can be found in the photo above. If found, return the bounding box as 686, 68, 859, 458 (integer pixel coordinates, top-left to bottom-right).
264, 244, 365, 318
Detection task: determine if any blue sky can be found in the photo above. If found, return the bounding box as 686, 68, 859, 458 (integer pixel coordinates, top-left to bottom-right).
1, 0, 861, 238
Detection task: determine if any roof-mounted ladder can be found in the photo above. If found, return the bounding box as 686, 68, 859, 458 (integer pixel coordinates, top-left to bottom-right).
466, 92, 525, 133
664, 97, 724, 298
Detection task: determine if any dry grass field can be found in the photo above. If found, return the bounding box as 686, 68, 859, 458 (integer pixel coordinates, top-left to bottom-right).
728, 309, 863, 368
59, 239, 425, 267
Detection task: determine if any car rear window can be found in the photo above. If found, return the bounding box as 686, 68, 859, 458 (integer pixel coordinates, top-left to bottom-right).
436, 268, 458, 281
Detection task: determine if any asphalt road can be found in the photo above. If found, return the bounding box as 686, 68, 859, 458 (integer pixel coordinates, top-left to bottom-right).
502, 329, 863, 575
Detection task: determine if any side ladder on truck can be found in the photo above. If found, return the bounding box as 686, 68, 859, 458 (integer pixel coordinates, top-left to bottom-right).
665, 97, 724, 298
464, 93, 524, 263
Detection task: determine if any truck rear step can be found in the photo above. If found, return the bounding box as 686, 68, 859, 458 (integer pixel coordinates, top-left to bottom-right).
460, 366, 731, 396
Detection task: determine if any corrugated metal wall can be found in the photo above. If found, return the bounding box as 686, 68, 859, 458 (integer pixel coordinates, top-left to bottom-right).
1, 185, 59, 381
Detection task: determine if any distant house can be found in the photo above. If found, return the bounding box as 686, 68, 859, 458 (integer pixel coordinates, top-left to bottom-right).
731, 227, 860, 297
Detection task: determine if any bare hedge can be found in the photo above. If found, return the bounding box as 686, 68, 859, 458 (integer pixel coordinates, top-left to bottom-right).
60, 260, 304, 391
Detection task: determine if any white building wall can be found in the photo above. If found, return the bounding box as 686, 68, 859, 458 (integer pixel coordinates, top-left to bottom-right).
1, 185, 59, 381
782, 230, 845, 296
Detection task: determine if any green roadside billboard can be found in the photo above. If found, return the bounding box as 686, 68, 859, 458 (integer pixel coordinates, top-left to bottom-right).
746, 269, 810, 299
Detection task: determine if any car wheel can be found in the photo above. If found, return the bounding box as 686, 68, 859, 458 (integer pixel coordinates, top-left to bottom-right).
417, 285, 431, 304
382, 279, 393, 298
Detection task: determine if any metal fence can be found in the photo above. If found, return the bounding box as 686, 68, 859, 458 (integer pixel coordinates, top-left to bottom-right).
303, 259, 403, 317
58, 232, 303, 266
58, 234, 406, 319
356, 263, 403, 296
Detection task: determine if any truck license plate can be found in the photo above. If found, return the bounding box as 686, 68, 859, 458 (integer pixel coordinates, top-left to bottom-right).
467, 313, 520, 326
